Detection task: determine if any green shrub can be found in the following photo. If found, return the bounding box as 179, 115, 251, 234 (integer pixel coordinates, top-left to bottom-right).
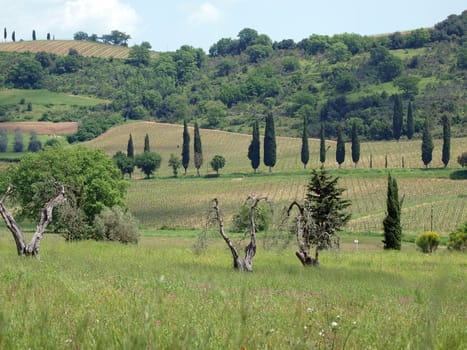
93, 206, 140, 244
231, 202, 272, 233
448, 222, 467, 251
415, 231, 440, 253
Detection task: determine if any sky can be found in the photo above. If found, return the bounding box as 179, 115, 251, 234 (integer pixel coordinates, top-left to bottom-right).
1, 1, 465, 52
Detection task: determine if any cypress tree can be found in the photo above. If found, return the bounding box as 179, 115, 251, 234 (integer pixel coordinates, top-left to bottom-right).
383, 173, 402, 250
421, 118, 434, 169
247, 120, 260, 173
351, 121, 360, 167
12, 31, 15, 42
442, 115, 451, 168
144, 133, 150, 153
335, 127, 345, 168
263, 112, 276, 172
3, 28, 6, 41
0, 129, 8, 152
319, 124, 326, 165
392, 94, 403, 140
301, 116, 309, 169
127, 134, 134, 158
13, 128, 23, 152
47, 33, 51, 40
193, 121, 203, 176
182, 120, 190, 175
406, 101, 414, 140
32, 30, 36, 41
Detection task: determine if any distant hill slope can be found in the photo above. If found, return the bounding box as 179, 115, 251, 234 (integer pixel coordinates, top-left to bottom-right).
0, 40, 133, 59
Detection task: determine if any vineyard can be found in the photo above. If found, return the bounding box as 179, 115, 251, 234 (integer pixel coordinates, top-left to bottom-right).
86, 122, 467, 234
0, 40, 154, 59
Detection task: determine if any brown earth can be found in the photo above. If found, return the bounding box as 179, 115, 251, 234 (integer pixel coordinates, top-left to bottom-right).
0, 122, 78, 134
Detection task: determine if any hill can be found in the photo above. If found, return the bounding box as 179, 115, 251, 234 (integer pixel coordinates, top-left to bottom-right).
86, 122, 467, 233
0, 40, 132, 59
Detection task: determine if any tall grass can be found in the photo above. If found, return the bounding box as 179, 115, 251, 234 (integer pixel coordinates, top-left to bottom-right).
0, 234, 465, 349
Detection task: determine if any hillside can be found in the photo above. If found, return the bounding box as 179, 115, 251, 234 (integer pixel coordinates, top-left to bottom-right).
0, 11, 465, 144
85, 122, 467, 233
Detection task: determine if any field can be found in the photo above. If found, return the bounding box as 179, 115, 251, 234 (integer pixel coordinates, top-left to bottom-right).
86, 122, 467, 234
0, 40, 160, 59
0, 233, 465, 349
0, 122, 77, 135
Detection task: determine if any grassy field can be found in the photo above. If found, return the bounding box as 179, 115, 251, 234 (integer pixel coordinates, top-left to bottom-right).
0, 233, 465, 349
86, 122, 467, 234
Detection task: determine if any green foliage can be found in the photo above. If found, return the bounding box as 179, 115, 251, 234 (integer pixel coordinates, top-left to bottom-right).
113, 151, 135, 178
7, 57, 43, 88
193, 122, 203, 175
231, 202, 271, 233
305, 167, 351, 250
247, 120, 260, 173
448, 222, 467, 251
168, 154, 181, 177
383, 174, 402, 250
3, 146, 127, 229
351, 121, 360, 166
135, 151, 162, 178
101, 30, 131, 46
457, 43, 467, 69
127, 134, 134, 158
0, 129, 8, 152
264, 113, 276, 171
442, 115, 451, 168
319, 124, 326, 164
368, 46, 403, 82
394, 76, 420, 99
246, 44, 273, 63
144, 133, 150, 153
421, 118, 434, 168
93, 206, 139, 244
415, 231, 440, 253
13, 129, 23, 152
301, 116, 309, 169
335, 127, 345, 167
126, 44, 151, 67
210, 154, 226, 175
68, 112, 123, 143
182, 120, 190, 174
458, 152, 467, 167
27, 130, 42, 152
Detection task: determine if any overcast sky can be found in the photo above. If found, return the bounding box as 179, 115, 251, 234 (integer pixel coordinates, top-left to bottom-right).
1, 1, 465, 52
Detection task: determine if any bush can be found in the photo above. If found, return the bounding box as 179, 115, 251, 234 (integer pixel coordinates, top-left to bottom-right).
415, 231, 440, 253
93, 206, 139, 244
448, 222, 467, 251
231, 202, 272, 233
458, 152, 467, 167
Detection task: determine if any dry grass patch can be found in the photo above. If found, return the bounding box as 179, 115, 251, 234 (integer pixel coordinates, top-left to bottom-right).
0, 121, 78, 135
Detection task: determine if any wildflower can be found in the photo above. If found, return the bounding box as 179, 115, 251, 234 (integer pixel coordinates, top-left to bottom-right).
319, 330, 325, 337
331, 321, 338, 329
159, 275, 165, 283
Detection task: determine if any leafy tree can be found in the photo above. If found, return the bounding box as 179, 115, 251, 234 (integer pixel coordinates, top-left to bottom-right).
126, 44, 151, 66
246, 44, 273, 63
327, 42, 351, 64
383, 173, 402, 250
0, 129, 8, 152
32, 30, 36, 41
2, 146, 127, 235
442, 115, 451, 168
301, 116, 309, 169
101, 30, 131, 46
392, 94, 403, 140
27, 131, 42, 152
182, 120, 190, 175
263, 113, 276, 172
368, 46, 403, 82
319, 124, 326, 165
74, 31, 89, 40
335, 127, 345, 168
457, 43, 467, 69
406, 101, 414, 140
247, 120, 260, 173
421, 118, 434, 168
127, 134, 134, 158
135, 152, 162, 178
351, 121, 360, 167
406, 28, 430, 48
168, 154, 181, 177
7, 58, 44, 89
288, 167, 351, 266
113, 151, 135, 178
13, 129, 23, 152
238, 28, 259, 51
210, 155, 226, 175
144, 133, 150, 152
447, 222, 467, 251
394, 76, 420, 99
193, 121, 203, 176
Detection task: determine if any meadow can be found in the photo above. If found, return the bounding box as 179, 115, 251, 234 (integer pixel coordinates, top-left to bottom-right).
87, 122, 467, 235
0, 233, 465, 349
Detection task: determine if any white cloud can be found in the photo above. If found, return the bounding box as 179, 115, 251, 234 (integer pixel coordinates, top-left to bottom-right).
189, 2, 222, 24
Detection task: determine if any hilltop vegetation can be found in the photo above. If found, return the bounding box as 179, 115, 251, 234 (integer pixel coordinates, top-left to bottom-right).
0, 11, 465, 143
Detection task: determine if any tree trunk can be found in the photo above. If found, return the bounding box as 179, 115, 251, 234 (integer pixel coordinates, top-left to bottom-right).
212, 196, 267, 272
0, 184, 66, 258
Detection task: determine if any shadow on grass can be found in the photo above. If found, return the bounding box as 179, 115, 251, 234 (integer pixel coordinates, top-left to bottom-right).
449, 169, 467, 180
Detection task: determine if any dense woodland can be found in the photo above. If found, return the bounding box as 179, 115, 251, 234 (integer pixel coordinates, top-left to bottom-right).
0, 11, 466, 143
